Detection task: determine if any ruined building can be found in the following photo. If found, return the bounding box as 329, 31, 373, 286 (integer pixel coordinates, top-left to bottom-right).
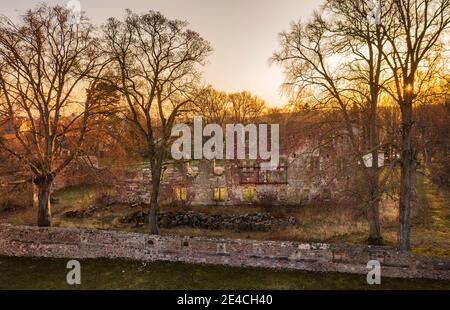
116, 120, 358, 207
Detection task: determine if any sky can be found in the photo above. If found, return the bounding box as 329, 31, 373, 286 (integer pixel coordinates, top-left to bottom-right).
1, 0, 323, 107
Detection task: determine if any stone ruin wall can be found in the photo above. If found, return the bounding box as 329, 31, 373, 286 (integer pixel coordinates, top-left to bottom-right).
115, 156, 350, 207
0, 224, 449, 280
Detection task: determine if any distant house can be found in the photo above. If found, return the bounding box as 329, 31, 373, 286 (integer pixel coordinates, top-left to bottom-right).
362, 152, 385, 168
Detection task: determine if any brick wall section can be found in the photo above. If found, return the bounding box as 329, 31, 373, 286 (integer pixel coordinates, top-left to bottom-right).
0, 224, 449, 280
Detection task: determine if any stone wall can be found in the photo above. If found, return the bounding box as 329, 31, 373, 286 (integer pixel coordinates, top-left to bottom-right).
119, 211, 298, 232
52, 156, 111, 192
114, 155, 354, 207
0, 224, 449, 280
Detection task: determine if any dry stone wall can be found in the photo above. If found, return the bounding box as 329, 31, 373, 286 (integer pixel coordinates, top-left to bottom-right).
0, 224, 449, 280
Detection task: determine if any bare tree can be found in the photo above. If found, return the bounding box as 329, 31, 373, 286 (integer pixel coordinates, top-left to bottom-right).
0, 5, 108, 227
229, 91, 267, 124
381, 0, 450, 250
193, 86, 268, 125
102, 10, 212, 234
326, 0, 393, 243
272, 2, 393, 244
193, 86, 231, 125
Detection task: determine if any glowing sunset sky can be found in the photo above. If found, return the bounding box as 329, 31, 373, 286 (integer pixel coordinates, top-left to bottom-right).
2, 0, 323, 106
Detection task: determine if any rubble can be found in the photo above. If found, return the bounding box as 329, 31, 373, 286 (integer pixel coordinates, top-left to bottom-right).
120, 210, 297, 232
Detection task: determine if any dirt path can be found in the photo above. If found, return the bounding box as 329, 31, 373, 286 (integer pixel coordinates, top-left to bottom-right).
411, 175, 450, 256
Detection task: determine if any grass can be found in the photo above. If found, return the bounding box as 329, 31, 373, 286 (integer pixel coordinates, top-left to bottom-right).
0, 256, 449, 290
53, 185, 113, 209
0, 185, 113, 227
409, 174, 450, 256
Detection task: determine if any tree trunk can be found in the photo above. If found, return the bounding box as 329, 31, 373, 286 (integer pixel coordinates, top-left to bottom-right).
367, 193, 382, 245
367, 168, 382, 245
35, 176, 53, 227
149, 165, 162, 235
398, 93, 414, 251
367, 95, 382, 245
